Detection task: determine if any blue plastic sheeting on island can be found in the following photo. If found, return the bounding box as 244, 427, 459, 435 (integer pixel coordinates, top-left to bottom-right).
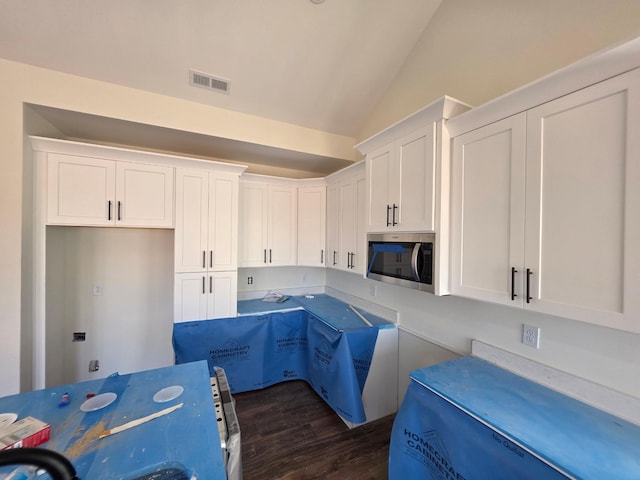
389, 356, 640, 480
173, 308, 380, 424
0, 361, 226, 480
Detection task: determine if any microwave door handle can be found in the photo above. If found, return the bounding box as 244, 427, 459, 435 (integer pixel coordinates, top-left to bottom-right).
411, 243, 422, 281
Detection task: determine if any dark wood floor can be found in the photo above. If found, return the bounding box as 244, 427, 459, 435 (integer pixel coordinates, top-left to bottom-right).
234, 380, 395, 480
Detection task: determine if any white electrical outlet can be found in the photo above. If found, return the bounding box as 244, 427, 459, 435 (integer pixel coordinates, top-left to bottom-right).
522, 324, 540, 349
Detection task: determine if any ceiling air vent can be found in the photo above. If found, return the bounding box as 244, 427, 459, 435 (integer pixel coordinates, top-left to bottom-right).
189, 69, 230, 94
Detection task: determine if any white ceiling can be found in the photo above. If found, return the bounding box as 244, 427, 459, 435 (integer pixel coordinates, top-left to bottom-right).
1, 0, 441, 142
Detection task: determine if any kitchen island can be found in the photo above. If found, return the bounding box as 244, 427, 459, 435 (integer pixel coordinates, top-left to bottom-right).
0, 361, 226, 479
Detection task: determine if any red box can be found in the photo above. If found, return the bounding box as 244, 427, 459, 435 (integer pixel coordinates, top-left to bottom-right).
0, 416, 51, 450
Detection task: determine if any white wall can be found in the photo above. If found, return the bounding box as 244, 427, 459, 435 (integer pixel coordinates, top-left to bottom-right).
45, 227, 174, 387
326, 269, 640, 400
359, 0, 640, 140
0, 58, 355, 396
237, 266, 326, 300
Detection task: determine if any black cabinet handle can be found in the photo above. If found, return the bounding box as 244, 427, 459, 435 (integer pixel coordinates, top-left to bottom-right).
209, 275, 213, 294
202, 276, 206, 295
263, 249, 267, 264
392, 204, 398, 226
117, 201, 122, 221
386, 205, 391, 227
269, 249, 272, 263
202, 251, 206, 269
320, 250, 324, 264
511, 267, 517, 301
210, 251, 213, 269
333, 250, 337, 266
526, 268, 532, 303
107, 200, 112, 221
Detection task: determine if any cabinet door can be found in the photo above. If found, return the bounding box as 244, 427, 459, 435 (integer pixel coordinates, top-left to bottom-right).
115, 162, 174, 228
209, 174, 238, 271
268, 185, 297, 266
524, 69, 640, 332
297, 186, 326, 266
174, 169, 209, 273
238, 182, 269, 267
47, 153, 115, 226
397, 125, 436, 231
174, 273, 209, 323
208, 271, 238, 319
450, 114, 527, 305
339, 178, 357, 271
352, 175, 367, 275
326, 183, 340, 269
367, 145, 395, 231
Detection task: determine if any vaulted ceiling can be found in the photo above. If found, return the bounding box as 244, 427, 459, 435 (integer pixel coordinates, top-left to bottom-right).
1, 0, 442, 138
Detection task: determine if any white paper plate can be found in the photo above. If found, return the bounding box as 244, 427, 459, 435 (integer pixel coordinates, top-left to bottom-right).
0, 413, 18, 428
80, 392, 117, 412
153, 385, 184, 403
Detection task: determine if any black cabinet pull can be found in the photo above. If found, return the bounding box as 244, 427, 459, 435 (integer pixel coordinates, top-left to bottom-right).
263, 249, 267, 264
333, 250, 337, 266
202, 251, 206, 269
526, 268, 532, 303
107, 200, 112, 221
320, 249, 324, 264
209, 251, 213, 269
117, 201, 122, 221
209, 275, 213, 294
202, 276, 206, 295
269, 249, 272, 263
392, 204, 398, 226
386, 205, 391, 227
511, 267, 518, 301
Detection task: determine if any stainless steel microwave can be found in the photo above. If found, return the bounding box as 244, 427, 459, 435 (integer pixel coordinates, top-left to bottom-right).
366, 233, 435, 293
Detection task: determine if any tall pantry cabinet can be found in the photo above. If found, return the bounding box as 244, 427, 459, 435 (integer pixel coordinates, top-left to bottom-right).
449, 67, 640, 334
174, 165, 245, 323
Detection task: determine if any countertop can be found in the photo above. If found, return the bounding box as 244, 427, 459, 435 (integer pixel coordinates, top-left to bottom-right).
237, 294, 394, 330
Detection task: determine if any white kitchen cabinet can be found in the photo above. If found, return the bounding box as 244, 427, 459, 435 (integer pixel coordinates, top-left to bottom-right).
47, 153, 174, 227
366, 126, 435, 231
174, 169, 239, 273
174, 271, 238, 323
450, 114, 526, 305
325, 162, 366, 274
451, 68, 640, 333
357, 97, 470, 233
297, 184, 326, 267
238, 177, 297, 267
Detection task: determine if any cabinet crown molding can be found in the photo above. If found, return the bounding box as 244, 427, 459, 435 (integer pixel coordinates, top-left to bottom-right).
29, 136, 248, 175
447, 35, 640, 138
355, 95, 471, 155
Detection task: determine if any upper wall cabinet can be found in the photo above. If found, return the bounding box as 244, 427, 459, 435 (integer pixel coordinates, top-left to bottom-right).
450, 65, 640, 333
238, 176, 298, 267
174, 169, 239, 273
356, 96, 470, 234
325, 162, 366, 274
46, 153, 174, 227
297, 182, 327, 267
